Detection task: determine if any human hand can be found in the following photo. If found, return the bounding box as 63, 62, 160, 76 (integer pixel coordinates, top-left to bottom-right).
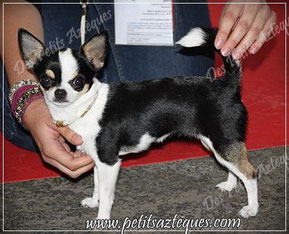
24, 98, 95, 178
215, 0, 277, 59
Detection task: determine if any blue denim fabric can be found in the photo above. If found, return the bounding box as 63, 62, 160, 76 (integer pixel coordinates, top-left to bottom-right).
88, 0, 214, 82
1, 0, 214, 152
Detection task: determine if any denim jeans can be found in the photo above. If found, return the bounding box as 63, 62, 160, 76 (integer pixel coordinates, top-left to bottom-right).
1, 0, 214, 152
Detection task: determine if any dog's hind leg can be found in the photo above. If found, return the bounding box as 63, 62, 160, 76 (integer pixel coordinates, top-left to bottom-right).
215, 171, 238, 192
199, 136, 258, 218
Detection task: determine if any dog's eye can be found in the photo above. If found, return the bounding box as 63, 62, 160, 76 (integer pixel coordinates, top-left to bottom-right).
41, 76, 50, 84
39, 75, 52, 89
73, 76, 85, 86
70, 75, 85, 91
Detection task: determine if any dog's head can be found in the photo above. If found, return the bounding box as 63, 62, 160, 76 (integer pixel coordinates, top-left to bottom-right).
18, 28, 107, 107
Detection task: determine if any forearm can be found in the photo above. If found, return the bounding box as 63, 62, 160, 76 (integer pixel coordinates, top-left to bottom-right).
0, 0, 44, 87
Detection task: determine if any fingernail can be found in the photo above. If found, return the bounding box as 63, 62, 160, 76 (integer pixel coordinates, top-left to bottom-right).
221, 47, 231, 57
234, 53, 241, 60
215, 38, 224, 50
72, 135, 82, 144
232, 51, 241, 60
249, 46, 259, 54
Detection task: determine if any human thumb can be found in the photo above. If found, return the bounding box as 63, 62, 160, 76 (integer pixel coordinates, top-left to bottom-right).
57, 127, 83, 145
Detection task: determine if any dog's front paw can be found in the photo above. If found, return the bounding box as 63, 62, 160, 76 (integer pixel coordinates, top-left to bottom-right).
239, 204, 259, 218
215, 180, 237, 192
81, 197, 99, 208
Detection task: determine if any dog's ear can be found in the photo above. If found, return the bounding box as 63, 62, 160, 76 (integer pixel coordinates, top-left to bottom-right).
18, 28, 45, 69
80, 31, 107, 71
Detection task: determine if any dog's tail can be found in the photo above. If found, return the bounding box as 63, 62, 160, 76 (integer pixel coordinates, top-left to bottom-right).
176, 27, 241, 84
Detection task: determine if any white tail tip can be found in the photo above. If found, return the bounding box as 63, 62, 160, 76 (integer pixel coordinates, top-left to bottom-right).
176, 27, 206, 47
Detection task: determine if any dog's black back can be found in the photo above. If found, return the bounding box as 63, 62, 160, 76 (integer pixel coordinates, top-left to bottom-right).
97, 64, 246, 165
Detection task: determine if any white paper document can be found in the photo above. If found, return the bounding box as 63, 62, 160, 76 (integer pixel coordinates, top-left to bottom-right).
114, 0, 174, 46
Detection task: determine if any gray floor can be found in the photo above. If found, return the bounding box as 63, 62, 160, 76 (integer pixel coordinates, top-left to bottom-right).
2, 146, 288, 233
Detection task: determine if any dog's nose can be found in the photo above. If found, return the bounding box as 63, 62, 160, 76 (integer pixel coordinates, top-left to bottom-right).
54, 89, 67, 100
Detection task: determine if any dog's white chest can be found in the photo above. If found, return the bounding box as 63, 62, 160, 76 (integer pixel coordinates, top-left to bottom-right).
70, 116, 100, 160
47, 82, 110, 160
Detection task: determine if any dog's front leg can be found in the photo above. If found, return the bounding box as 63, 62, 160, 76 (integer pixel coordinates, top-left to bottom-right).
81, 166, 99, 208
96, 159, 121, 219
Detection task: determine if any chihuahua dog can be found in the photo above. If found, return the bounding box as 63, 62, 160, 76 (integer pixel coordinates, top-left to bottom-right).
18, 27, 258, 219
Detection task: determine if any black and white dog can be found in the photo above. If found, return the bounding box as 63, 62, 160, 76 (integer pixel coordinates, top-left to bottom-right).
18, 27, 258, 219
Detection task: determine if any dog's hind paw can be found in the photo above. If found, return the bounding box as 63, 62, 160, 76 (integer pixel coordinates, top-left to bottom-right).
215, 181, 237, 192
239, 204, 259, 218
81, 197, 99, 208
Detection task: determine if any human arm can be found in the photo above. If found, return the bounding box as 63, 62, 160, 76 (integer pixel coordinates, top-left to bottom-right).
0, 0, 94, 178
